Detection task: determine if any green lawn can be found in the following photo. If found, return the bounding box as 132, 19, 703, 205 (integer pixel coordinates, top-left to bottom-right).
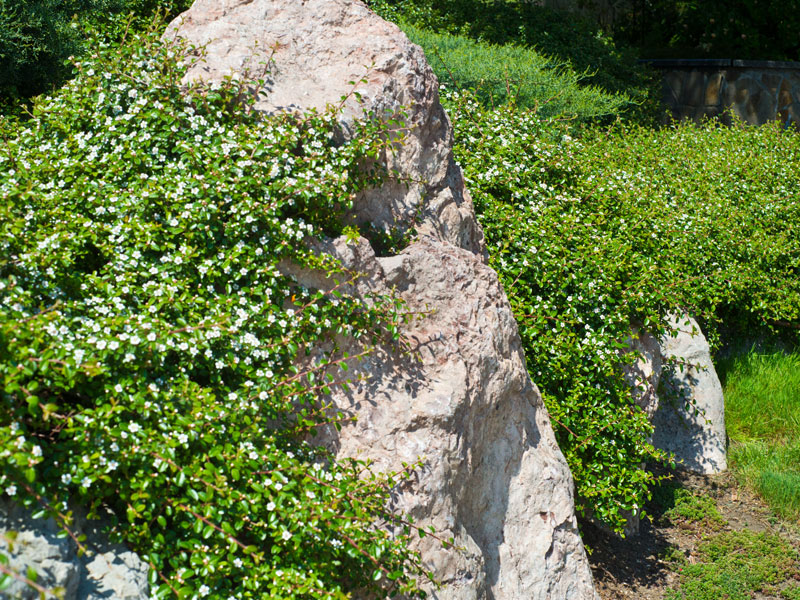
719, 348, 800, 523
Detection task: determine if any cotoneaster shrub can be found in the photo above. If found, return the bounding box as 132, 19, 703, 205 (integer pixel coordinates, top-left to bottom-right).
442, 89, 800, 532
0, 25, 434, 599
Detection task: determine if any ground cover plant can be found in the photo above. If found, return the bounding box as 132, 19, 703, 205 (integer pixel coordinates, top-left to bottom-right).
720, 348, 800, 523
442, 89, 800, 533
0, 24, 434, 599
654, 484, 800, 600
664, 529, 800, 599
397, 23, 631, 121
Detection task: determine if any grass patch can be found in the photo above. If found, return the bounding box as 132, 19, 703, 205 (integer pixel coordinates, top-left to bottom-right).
720, 349, 800, 442
719, 349, 800, 523
731, 441, 800, 523
664, 530, 800, 600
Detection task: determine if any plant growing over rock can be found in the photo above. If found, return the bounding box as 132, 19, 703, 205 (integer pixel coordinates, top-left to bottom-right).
0, 24, 432, 599
443, 89, 800, 533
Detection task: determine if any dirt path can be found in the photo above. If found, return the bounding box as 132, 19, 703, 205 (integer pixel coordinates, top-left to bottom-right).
583, 466, 800, 599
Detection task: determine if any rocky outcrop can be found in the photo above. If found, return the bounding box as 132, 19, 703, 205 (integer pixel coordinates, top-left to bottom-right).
0, 501, 148, 600
167, 1, 598, 598
651, 314, 728, 474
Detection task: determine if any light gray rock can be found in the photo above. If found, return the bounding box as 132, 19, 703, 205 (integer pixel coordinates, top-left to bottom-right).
652, 313, 728, 474
622, 327, 663, 421
0, 501, 148, 600
167, 1, 598, 597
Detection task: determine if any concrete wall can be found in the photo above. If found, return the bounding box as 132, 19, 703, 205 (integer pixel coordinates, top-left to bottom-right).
648, 59, 800, 128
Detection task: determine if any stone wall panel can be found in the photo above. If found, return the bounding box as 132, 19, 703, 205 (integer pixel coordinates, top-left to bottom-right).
648, 59, 800, 128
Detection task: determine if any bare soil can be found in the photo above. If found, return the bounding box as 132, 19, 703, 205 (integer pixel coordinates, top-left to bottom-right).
582, 466, 800, 600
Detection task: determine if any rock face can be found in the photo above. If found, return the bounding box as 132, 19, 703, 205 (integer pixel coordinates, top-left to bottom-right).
0, 501, 149, 600
167, 1, 598, 598
651, 314, 728, 474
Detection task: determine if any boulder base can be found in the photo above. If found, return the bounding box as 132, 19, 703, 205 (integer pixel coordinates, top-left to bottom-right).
0, 501, 149, 600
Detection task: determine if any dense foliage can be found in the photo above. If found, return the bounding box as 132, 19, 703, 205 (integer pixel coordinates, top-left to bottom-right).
0, 0, 92, 99
614, 0, 800, 61
0, 0, 191, 102
443, 90, 800, 531
0, 27, 432, 599
399, 23, 631, 120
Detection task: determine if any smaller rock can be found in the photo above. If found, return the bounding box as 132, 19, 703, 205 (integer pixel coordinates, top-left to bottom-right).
622, 327, 663, 420
0, 500, 149, 600
651, 313, 728, 474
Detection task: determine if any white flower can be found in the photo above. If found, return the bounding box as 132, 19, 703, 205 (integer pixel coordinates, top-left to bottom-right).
266, 501, 276, 511
177, 433, 189, 444
61, 473, 72, 484
5, 485, 17, 496
114, 384, 123, 393
32, 445, 42, 457
129, 423, 141, 433
281, 530, 292, 541
130, 336, 141, 345
233, 558, 243, 568
81, 477, 92, 488
198, 584, 210, 597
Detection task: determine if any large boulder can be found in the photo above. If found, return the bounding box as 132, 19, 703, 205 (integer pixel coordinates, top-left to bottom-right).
0, 501, 149, 600
166, 1, 598, 598
651, 313, 728, 474
165, 0, 484, 257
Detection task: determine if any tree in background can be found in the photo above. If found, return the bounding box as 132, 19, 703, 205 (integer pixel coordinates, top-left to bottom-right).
0, 0, 191, 103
